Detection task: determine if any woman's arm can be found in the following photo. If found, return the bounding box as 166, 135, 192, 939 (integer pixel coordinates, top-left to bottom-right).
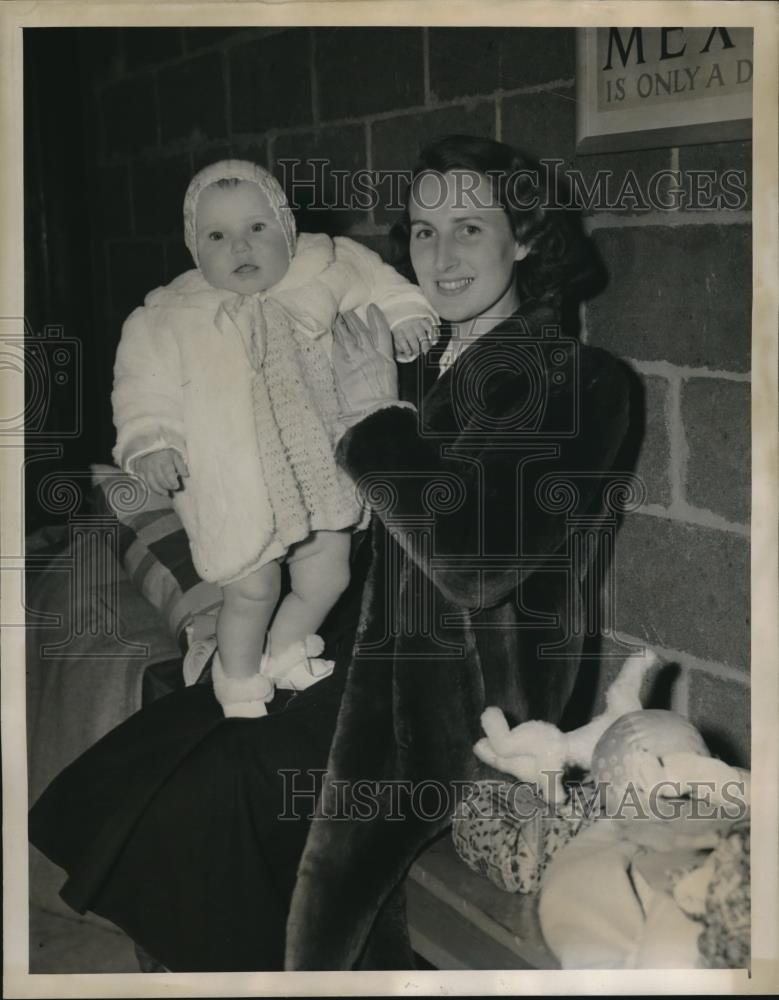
334, 313, 631, 609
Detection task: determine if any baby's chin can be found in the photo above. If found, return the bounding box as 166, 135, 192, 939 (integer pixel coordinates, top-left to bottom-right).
208, 273, 274, 296
230, 277, 273, 295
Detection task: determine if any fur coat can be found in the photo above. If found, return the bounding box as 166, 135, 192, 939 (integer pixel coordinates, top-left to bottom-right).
284, 297, 632, 969
112, 233, 435, 585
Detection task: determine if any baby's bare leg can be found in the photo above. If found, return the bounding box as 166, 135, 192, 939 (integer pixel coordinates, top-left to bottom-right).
218, 562, 281, 678
268, 529, 351, 657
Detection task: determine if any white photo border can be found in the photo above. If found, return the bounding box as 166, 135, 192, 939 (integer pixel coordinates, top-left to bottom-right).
2, 2, 777, 997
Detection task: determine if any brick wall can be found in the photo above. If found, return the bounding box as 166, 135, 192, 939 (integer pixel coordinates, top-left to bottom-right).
80, 25, 751, 765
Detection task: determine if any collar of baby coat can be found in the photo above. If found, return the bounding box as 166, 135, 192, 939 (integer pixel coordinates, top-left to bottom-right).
267, 232, 335, 294
141, 232, 336, 313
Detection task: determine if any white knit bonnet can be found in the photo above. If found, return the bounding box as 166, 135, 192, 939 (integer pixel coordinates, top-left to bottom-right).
183, 159, 297, 267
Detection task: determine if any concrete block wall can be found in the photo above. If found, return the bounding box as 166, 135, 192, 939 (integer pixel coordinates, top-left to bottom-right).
81, 25, 751, 765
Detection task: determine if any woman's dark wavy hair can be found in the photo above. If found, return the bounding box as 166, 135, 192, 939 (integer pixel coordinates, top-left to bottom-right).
390, 134, 598, 303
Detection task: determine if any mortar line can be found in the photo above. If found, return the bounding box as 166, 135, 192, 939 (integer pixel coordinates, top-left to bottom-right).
222, 47, 232, 152
635, 502, 750, 537
309, 28, 319, 127
241, 84, 571, 139
667, 372, 686, 510
365, 121, 372, 172
669, 146, 681, 216
613, 632, 750, 684
675, 666, 690, 718
422, 27, 431, 106
584, 211, 751, 230
628, 358, 751, 382
364, 122, 374, 229
152, 70, 162, 150
579, 300, 589, 345
267, 134, 276, 173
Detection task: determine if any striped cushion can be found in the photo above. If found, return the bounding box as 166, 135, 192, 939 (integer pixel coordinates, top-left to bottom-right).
91, 465, 222, 645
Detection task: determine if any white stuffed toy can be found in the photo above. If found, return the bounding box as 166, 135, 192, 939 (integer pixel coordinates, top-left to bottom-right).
474, 649, 659, 802
474, 648, 751, 812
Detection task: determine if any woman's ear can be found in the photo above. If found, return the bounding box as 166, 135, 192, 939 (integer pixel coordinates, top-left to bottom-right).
514, 243, 530, 262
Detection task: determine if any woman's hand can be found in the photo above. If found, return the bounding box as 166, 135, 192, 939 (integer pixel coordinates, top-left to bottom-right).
332, 306, 399, 428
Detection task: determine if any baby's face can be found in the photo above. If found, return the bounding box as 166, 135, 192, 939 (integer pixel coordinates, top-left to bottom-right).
196, 181, 291, 295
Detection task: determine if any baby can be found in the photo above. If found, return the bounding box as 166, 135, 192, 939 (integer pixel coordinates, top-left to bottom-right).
113, 160, 436, 718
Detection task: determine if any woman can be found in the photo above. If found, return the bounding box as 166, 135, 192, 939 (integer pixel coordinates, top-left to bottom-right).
285, 135, 631, 969
29, 135, 630, 972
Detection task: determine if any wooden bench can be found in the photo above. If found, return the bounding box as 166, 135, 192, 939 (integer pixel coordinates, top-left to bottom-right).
406, 834, 558, 970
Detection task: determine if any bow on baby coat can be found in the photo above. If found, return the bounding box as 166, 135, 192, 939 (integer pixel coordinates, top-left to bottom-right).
214, 274, 344, 372
214, 292, 331, 371
215, 293, 269, 371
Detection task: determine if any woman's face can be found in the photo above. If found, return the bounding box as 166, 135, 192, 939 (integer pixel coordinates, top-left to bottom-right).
408, 170, 524, 324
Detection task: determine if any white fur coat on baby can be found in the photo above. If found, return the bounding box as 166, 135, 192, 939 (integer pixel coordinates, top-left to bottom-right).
112, 233, 434, 585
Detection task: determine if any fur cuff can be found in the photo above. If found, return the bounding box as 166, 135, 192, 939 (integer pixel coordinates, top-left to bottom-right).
212, 653, 274, 718
334, 401, 416, 445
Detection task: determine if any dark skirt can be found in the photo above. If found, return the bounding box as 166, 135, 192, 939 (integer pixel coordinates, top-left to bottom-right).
29, 676, 343, 972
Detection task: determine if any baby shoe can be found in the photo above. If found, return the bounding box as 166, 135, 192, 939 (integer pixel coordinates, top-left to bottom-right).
262, 634, 334, 692
211, 652, 275, 718
183, 633, 217, 687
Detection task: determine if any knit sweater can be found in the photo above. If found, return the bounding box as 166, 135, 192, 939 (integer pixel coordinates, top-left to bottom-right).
112, 233, 436, 585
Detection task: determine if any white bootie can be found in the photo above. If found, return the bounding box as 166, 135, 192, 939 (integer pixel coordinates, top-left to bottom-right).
183, 634, 217, 687
262, 634, 334, 692
211, 652, 275, 718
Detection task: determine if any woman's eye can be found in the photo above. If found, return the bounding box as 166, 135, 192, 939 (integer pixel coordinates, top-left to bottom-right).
461, 224, 481, 237
250, 222, 265, 233
414, 228, 434, 241
208, 231, 223, 241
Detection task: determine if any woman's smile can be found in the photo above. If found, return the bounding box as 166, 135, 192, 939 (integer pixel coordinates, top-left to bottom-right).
436, 276, 474, 294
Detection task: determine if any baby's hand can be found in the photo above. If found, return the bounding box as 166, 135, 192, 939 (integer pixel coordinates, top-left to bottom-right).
392, 317, 438, 363
134, 448, 189, 496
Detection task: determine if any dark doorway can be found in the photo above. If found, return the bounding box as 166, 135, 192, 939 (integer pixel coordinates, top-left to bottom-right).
24, 29, 102, 531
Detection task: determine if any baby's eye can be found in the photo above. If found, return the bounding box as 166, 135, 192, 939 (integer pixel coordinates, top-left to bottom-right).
460, 224, 481, 237
208, 231, 224, 241
250, 222, 265, 233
